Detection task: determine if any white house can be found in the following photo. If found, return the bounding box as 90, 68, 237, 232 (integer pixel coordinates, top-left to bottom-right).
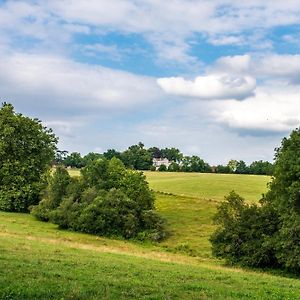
152, 158, 171, 169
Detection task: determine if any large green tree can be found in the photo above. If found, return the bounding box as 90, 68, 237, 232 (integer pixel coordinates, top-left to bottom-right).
0, 103, 57, 212
211, 128, 300, 273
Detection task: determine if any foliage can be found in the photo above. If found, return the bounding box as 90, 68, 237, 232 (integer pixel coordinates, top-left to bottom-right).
168, 162, 180, 172
158, 164, 167, 171
121, 142, 152, 170
249, 160, 274, 175
63, 152, 85, 168
31, 157, 165, 241
263, 127, 300, 272
103, 148, 121, 160
0, 103, 57, 212
210, 191, 280, 268
211, 128, 300, 273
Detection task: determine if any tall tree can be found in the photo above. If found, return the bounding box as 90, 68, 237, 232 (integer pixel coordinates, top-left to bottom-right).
0, 103, 57, 212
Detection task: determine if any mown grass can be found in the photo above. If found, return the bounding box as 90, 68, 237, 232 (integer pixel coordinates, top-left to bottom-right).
1, 212, 300, 300
1, 171, 298, 299
145, 171, 271, 202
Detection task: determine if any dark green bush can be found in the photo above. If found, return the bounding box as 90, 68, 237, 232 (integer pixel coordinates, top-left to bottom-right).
31, 158, 166, 241
211, 128, 300, 273
210, 191, 280, 268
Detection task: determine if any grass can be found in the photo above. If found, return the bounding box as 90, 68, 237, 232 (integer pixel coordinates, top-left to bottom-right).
1, 212, 300, 299
145, 171, 271, 202
1, 171, 299, 299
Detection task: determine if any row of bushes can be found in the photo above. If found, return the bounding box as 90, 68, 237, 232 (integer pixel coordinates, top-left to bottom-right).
31, 158, 167, 241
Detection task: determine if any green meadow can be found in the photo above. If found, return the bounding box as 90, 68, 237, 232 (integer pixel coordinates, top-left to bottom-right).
145, 171, 271, 202
1, 171, 300, 299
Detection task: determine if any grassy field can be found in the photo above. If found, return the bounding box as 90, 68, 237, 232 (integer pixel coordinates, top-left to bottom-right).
1, 212, 300, 299
1, 171, 299, 299
145, 171, 271, 202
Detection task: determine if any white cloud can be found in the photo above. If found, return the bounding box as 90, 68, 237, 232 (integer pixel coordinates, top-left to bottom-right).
3, 1, 300, 65
254, 54, 300, 82
213, 86, 300, 132
212, 55, 252, 74
157, 74, 256, 100
0, 52, 162, 112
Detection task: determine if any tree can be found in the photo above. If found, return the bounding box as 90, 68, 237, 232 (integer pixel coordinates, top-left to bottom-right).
249, 160, 274, 175
121, 142, 152, 170
263, 128, 300, 272
103, 149, 121, 160
83, 152, 103, 166
227, 159, 238, 173
235, 160, 249, 174
63, 152, 84, 168
161, 147, 183, 162
0, 103, 57, 212
211, 128, 300, 273
148, 147, 162, 159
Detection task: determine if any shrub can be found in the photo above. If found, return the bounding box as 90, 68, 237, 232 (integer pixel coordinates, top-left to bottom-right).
31, 158, 166, 241
211, 128, 300, 273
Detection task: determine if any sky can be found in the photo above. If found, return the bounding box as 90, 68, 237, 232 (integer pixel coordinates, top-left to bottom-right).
1, 0, 300, 164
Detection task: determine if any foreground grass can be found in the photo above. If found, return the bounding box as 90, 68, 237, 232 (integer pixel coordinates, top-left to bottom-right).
145, 172, 270, 202
1, 212, 300, 300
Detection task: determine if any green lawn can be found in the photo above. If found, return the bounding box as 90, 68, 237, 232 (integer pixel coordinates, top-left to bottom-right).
1, 212, 300, 300
2, 171, 299, 299
145, 171, 271, 202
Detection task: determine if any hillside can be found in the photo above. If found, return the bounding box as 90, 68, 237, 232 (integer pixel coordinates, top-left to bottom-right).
1, 172, 299, 299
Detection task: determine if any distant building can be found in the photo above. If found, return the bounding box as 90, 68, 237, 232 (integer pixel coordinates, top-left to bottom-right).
153, 158, 171, 169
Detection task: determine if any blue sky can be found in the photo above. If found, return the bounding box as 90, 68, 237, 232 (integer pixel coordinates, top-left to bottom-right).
1, 0, 300, 164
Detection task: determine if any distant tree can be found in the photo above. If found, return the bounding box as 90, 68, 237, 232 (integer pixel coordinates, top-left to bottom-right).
121, 142, 152, 170
168, 162, 180, 172
235, 160, 249, 174
227, 159, 238, 173
180, 155, 210, 172
148, 147, 162, 159
0, 103, 57, 212
55, 150, 68, 165
158, 164, 167, 172
249, 160, 274, 175
216, 165, 230, 173
83, 152, 103, 166
161, 147, 183, 162
103, 149, 121, 160
63, 152, 84, 168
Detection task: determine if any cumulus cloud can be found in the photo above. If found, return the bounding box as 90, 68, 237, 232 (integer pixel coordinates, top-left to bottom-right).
212, 86, 300, 132
0, 52, 162, 113
254, 54, 300, 83
157, 74, 256, 100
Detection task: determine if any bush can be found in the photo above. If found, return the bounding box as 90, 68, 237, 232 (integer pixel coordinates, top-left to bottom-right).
31, 158, 166, 241
158, 164, 167, 172
211, 128, 300, 273
210, 191, 280, 268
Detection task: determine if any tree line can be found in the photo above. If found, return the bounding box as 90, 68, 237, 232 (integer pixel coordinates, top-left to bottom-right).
57, 143, 274, 175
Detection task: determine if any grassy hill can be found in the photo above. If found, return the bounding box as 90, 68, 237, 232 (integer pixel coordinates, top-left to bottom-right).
145, 171, 271, 202
1, 212, 300, 299
1, 172, 299, 299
